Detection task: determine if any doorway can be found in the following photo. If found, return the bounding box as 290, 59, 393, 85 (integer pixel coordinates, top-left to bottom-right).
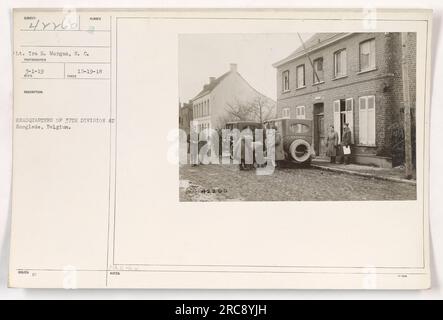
314, 103, 325, 156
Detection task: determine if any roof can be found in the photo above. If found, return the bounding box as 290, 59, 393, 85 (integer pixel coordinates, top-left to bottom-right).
273, 33, 347, 68
191, 71, 230, 101
190, 66, 276, 106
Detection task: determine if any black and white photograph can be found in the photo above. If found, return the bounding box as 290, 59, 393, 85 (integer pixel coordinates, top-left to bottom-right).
179, 32, 418, 202
4, 7, 434, 293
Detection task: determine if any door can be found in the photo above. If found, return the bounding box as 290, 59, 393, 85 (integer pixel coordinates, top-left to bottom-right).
313, 103, 325, 156
315, 114, 325, 156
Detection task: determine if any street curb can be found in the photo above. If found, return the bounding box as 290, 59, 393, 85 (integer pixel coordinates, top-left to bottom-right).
311, 164, 417, 185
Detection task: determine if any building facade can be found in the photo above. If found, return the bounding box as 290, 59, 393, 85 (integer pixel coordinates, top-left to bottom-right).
191, 63, 275, 132
273, 33, 416, 167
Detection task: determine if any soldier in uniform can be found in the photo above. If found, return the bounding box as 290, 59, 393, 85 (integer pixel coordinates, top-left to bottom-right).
326, 125, 339, 163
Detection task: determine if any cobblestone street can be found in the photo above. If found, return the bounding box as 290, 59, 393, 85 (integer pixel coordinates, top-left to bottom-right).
179, 163, 417, 201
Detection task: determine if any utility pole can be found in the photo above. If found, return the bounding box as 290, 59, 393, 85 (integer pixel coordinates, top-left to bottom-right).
401, 32, 413, 179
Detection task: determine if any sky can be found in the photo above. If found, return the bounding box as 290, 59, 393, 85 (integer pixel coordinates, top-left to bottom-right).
178, 33, 312, 103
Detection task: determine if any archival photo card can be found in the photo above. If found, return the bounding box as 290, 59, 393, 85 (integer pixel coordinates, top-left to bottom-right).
9, 8, 431, 289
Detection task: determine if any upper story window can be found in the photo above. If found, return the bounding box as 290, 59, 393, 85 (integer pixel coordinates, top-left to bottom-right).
282, 70, 290, 92
296, 64, 305, 88
334, 49, 347, 78
196, 100, 210, 117
360, 39, 376, 71
313, 57, 324, 83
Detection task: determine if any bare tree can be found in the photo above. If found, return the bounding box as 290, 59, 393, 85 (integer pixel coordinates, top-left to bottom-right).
223, 96, 276, 125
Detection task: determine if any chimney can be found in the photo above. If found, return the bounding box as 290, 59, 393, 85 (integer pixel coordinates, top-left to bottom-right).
230, 63, 237, 73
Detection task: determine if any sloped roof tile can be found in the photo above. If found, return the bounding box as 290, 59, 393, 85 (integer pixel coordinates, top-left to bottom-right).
192, 71, 230, 101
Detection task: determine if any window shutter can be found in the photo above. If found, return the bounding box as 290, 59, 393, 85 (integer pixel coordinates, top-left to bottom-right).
359, 97, 367, 145
345, 98, 354, 143
367, 96, 376, 145
333, 100, 341, 143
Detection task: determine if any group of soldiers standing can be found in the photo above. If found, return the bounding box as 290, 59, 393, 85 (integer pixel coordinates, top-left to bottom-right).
325, 123, 352, 164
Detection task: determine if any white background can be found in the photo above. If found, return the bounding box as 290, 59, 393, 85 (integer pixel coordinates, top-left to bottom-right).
0, 0, 441, 299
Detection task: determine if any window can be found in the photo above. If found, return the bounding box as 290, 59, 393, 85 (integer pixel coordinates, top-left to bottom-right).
358, 95, 376, 145
334, 49, 347, 78
282, 70, 290, 92
282, 108, 290, 118
296, 65, 305, 88
360, 39, 376, 71
289, 123, 310, 134
295, 106, 306, 119
313, 58, 324, 83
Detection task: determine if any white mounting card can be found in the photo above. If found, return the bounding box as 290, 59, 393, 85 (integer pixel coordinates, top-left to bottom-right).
9, 8, 432, 289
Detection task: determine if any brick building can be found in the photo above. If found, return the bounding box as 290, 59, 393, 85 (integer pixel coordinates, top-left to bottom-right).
191, 63, 275, 132
273, 33, 416, 167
